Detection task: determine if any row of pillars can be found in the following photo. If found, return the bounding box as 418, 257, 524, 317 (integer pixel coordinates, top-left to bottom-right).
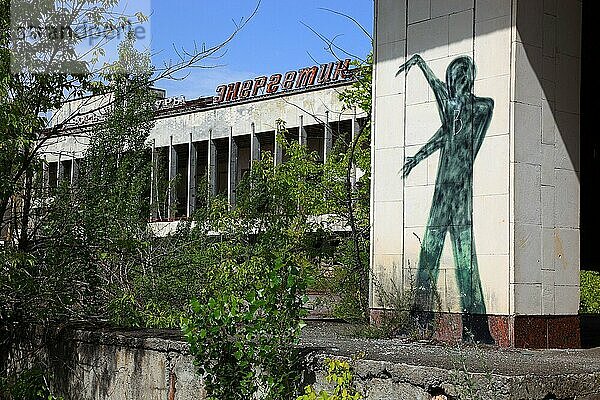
150, 110, 360, 220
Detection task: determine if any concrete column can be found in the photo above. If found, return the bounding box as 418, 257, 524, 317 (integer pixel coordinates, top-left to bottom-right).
299, 115, 307, 147
168, 136, 176, 219
188, 132, 197, 217
71, 152, 79, 185
150, 139, 157, 220
42, 156, 49, 194
57, 153, 64, 182
228, 127, 238, 206
250, 122, 260, 165
324, 111, 332, 162
274, 123, 283, 166
350, 109, 359, 188
208, 130, 217, 198
370, 0, 582, 348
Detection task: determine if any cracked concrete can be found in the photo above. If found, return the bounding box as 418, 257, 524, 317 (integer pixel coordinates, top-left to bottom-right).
9, 322, 600, 399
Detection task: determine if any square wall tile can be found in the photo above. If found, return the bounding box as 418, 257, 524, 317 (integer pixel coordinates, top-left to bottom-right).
475, 0, 511, 22
473, 134, 509, 196
541, 99, 556, 145
542, 14, 556, 58
542, 269, 555, 314
404, 227, 424, 261
371, 254, 404, 308
405, 102, 443, 146
515, 0, 543, 47
404, 185, 435, 227
554, 111, 580, 171
541, 186, 555, 227
542, 56, 556, 83
376, 41, 407, 97
513, 42, 543, 107
473, 194, 509, 255
553, 228, 580, 286
404, 145, 429, 187
514, 162, 541, 225
542, 227, 556, 270
541, 144, 555, 186
554, 285, 579, 315
427, 151, 440, 185
407, 16, 449, 61
556, 54, 580, 114
556, 0, 581, 58
475, 17, 511, 78
478, 254, 510, 314
373, 147, 405, 202
449, 10, 474, 56
514, 223, 542, 284
374, 94, 406, 149
513, 283, 542, 315
408, 0, 431, 24
554, 169, 579, 229
373, 201, 405, 256
474, 74, 511, 136
377, 0, 407, 44
406, 68, 431, 105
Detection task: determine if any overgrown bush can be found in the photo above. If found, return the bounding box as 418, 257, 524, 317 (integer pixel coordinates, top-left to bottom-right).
183, 257, 308, 399
580, 270, 600, 314
297, 358, 363, 400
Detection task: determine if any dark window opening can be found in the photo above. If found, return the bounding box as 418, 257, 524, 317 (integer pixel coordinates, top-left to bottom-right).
305, 124, 325, 163
235, 135, 251, 183
195, 141, 209, 209
258, 131, 275, 160
154, 147, 169, 220
60, 159, 72, 185
282, 127, 299, 163
214, 138, 229, 196
48, 162, 58, 191
174, 144, 189, 218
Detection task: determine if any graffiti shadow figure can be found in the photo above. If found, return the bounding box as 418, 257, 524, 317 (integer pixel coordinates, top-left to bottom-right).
398, 55, 494, 343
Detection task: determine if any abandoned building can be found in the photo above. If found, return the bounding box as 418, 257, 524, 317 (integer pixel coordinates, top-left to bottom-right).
36, 59, 367, 237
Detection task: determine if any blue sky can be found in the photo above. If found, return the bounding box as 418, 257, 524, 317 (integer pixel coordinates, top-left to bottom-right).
149, 0, 373, 99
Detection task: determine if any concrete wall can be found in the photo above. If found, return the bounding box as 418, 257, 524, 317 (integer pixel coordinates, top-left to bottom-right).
43, 86, 358, 161
371, 0, 581, 323
8, 327, 599, 399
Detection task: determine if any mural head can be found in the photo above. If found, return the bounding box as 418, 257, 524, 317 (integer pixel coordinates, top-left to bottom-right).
446, 56, 475, 97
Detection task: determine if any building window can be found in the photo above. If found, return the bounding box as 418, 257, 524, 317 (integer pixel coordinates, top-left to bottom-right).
174, 144, 189, 218
48, 162, 58, 191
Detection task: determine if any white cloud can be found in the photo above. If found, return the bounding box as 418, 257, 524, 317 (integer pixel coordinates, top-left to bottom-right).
156, 67, 257, 99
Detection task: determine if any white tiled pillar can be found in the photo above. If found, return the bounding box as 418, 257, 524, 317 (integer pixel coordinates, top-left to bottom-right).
228, 127, 238, 206
188, 132, 197, 217
208, 131, 217, 198
150, 139, 157, 220
324, 111, 333, 162
167, 136, 176, 219
274, 123, 283, 166
250, 123, 260, 165
371, 0, 581, 339
299, 115, 307, 147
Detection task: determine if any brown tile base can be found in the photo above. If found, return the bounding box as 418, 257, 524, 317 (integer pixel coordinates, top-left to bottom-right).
370, 309, 581, 349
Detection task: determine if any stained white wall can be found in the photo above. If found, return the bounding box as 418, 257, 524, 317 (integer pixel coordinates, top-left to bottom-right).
43, 86, 358, 162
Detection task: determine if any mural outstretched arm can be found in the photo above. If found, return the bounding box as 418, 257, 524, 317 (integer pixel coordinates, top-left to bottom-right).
397, 55, 448, 108
401, 127, 444, 178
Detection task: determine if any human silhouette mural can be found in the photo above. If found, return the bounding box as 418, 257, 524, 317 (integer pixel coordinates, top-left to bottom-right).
397, 55, 494, 341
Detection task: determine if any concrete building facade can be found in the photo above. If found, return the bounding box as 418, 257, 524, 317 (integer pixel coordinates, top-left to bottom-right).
371, 0, 582, 347
41, 72, 366, 236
